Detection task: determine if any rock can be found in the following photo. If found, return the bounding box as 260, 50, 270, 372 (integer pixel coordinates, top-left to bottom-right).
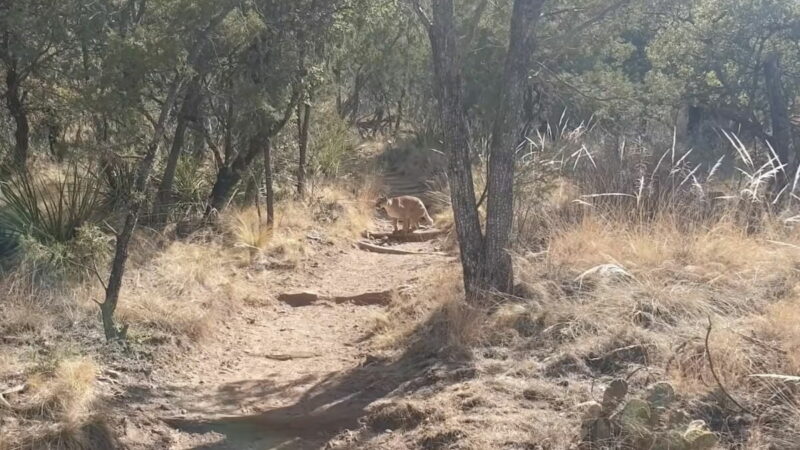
332, 290, 394, 306
602, 378, 628, 413
646, 382, 675, 408
683, 420, 717, 450
277, 291, 320, 307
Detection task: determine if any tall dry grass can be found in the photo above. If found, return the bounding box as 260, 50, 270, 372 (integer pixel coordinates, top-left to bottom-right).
365, 127, 800, 449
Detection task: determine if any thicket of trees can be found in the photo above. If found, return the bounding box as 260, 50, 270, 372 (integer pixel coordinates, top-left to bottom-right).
2, 0, 800, 334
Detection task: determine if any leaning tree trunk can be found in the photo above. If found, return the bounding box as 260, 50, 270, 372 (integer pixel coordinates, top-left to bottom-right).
153, 75, 203, 221
101, 77, 182, 341
205, 90, 299, 216
418, 0, 485, 299
297, 100, 311, 197
764, 53, 795, 191
206, 143, 258, 214
263, 138, 275, 225
482, 0, 546, 294
5, 65, 29, 168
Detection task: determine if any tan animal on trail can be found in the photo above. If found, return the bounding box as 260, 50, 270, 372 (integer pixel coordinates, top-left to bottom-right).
375, 195, 434, 234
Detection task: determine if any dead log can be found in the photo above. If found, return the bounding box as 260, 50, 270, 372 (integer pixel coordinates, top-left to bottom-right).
355, 240, 447, 256
362, 228, 447, 242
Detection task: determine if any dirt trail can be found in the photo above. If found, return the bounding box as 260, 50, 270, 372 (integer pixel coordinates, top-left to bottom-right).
123, 172, 448, 449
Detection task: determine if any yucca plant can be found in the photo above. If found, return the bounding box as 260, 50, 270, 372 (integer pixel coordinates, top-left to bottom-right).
0, 163, 106, 248
174, 155, 211, 206
100, 158, 137, 212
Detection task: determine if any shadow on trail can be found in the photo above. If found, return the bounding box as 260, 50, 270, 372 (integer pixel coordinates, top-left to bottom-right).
164, 306, 473, 449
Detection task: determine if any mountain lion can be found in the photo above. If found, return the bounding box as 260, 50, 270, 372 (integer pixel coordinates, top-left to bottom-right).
375, 195, 433, 234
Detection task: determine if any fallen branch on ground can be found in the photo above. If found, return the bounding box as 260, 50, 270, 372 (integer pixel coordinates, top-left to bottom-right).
355, 240, 447, 256
362, 228, 447, 242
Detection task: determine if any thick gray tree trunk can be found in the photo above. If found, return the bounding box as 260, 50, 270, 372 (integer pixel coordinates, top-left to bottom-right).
483, 0, 545, 294
418, 0, 485, 298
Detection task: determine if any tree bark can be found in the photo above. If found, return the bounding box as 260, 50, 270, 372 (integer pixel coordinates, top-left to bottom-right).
4, 64, 29, 168
417, 0, 484, 299
482, 0, 545, 294
297, 100, 311, 197
205, 89, 299, 216
764, 52, 795, 190
263, 138, 275, 225
101, 76, 182, 341
206, 137, 261, 213
153, 74, 203, 221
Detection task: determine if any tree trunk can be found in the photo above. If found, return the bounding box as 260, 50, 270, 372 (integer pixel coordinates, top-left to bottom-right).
420, 0, 485, 299
153, 75, 203, 221
101, 76, 181, 341
5, 65, 29, 168
204, 88, 299, 218
297, 100, 311, 197
482, 0, 545, 294
263, 138, 275, 225
764, 52, 795, 190
206, 144, 258, 214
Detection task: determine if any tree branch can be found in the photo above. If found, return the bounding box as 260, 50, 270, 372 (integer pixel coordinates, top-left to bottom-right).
408, 0, 432, 31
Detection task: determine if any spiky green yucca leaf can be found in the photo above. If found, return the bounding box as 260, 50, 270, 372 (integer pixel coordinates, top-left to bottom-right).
0, 164, 106, 247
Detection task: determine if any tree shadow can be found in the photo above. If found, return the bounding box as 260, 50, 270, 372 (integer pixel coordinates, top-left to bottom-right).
163, 306, 473, 449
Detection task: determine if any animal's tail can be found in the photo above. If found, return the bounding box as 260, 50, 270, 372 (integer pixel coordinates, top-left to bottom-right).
423, 211, 434, 226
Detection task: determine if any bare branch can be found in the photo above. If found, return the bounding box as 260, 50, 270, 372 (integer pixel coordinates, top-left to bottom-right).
409, 0, 432, 31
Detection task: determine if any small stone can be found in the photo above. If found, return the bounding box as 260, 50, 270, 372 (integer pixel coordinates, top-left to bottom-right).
277, 291, 320, 307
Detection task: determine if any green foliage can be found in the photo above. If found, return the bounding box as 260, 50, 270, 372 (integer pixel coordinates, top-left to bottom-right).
0, 164, 106, 246
580, 379, 718, 450
311, 111, 356, 177
173, 156, 212, 206
0, 164, 110, 279
100, 159, 137, 212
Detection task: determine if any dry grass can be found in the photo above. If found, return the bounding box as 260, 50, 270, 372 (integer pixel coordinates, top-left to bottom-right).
224, 207, 273, 262
345, 212, 800, 448
344, 132, 800, 449
1, 356, 115, 450
251, 179, 378, 265
113, 241, 235, 341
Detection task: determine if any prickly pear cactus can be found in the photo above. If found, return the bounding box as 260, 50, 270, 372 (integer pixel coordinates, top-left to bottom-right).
578, 379, 718, 450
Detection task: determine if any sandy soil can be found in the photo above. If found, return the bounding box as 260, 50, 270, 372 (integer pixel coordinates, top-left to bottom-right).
117, 186, 450, 449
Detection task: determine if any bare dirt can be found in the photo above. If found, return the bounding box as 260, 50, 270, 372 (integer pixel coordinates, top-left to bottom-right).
117, 183, 451, 448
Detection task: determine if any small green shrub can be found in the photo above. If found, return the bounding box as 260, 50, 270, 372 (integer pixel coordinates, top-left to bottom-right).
174, 155, 211, 206
0, 164, 109, 280
99, 158, 137, 211
0, 164, 105, 245
312, 113, 357, 177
